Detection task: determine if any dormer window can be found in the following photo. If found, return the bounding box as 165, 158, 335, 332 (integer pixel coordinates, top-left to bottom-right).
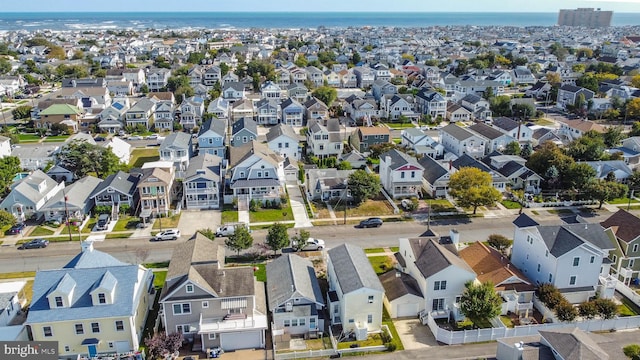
186, 284, 194, 293
98, 293, 106, 304
55, 296, 63, 307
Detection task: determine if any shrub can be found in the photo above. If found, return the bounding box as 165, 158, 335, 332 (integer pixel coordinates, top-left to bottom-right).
94, 205, 112, 215
249, 199, 258, 212
555, 300, 578, 322
264, 199, 271, 209
197, 228, 216, 240
119, 204, 131, 215
623, 344, 640, 360
594, 298, 617, 319
579, 301, 598, 319
487, 234, 512, 251
385, 342, 397, 352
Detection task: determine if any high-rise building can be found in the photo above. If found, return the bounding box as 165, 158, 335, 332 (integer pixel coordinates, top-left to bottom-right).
558, 8, 612, 27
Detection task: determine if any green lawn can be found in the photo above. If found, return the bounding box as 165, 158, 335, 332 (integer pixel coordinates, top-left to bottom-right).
390, 247, 399, 252
152, 213, 181, 230
501, 200, 522, 209
252, 264, 266, 282
382, 306, 404, 350
534, 118, 555, 126
152, 270, 167, 289
249, 205, 294, 223
43, 135, 70, 142
369, 255, 394, 275
250, 223, 295, 230
113, 216, 140, 231
547, 209, 574, 214
337, 334, 384, 349
608, 197, 640, 205
384, 122, 415, 129
392, 138, 402, 144
129, 148, 159, 168
221, 205, 239, 224
0, 271, 36, 279
82, 217, 98, 233
365, 248, 386, 254
500, 315, 515, 328
18, 133, 41, 143
619, 297, 640, 317
425, 199, 456, 212
143, 261, 170, 269
105, 232, 133, 239
29, 226, 55, 237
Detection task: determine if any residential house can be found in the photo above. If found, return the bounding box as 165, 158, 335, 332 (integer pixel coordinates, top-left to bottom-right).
439, 124, 486, 159
446, 103, 472, 123
305, 66, 324, 87
136, 164, 175, 219
159, 233, 266, 351
379, 149, 424, 199
496, 327, 610, 360
558, 118, 605, 141
306, 118, 343, 159
152, 100, 174, 131
207, 98, 230, 119
178, 96, 205, 131
255, 99, 280, 125
159, 132, 193, 176
35, 104, 83, 132
468, 123, 517, 154
556, 84, 595, 110
221, 72, 239, 85
97, 100, 129, 133
53, 87, 112, 112
339, 69, 358, 88
222, 82, 246, 103
460, 94, 492, 121
459, 242, 535, 316
304, 97, 329, 121
26, 242, 154, 358
187, 66, 204, 87
352, 67, 376, 88
454, 79, 504, 99
125, 99, 155, 129
0, 136, 11, 158
327, 244, 384, 340
350, 126, 391, 154
0, 281, 27, 328
512, 67, 535, 85
266, 124, 300, 160
391, 234, 476, 321
305, 168, 354, 201
230, 99, 255, 122
526, 81, 553, 99
203, 66, 221, 86
491, 117, 534, 143
483, 153, 542, 194
39, 176, 102, 222
228, 141, 284, 204
584, 160, 633, 182
183, 154, 222, 210
266, 254, 325, 338
275, 68, 291, 88
197, 118, 227, 158
346, 98, 379, 123
452, 154, 509, 193
415, 89, 447, 119
89, 171, 140, 210
323, 69, 341, 88
0, 170, 64, 222
231, 117, 258, 147
381, 94, 419, 121
601, 210, 640, 284
260, 81, 282, 101
400, 128, 444, 159
280, 98, 305, 126
338, 150, 367, 169
147, 68, 171, 92
511, 214, 615, 303
11, 144, 59, 171
371, 79, 397, 101
46, 165, 74, 184
287, 83, 309, 103
418, 155, 450, 198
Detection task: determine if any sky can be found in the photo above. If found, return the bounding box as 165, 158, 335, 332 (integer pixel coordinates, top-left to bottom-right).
3, 0, 640, 13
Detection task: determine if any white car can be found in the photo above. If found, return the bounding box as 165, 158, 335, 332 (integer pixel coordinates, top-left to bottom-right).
152, 229, 180, 241
300, 238, 325, 251
128, 135, 143, 141
146, 134, 159, 140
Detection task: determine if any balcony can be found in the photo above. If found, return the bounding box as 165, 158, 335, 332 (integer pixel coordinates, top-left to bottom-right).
198, 313, 268, 333
516, 302, 533, 312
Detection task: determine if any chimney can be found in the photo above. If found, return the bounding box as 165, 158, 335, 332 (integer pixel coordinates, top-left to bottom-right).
81, 240, 94, 252
385, 156, 391, 166
449, 159, 453, 170
450, 229, 460, 248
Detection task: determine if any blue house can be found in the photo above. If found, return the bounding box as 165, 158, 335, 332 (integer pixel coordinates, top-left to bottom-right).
231, 117, 258, 147
198, 118, 227, 158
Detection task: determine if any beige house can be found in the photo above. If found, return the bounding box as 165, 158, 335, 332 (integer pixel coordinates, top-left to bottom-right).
135, 163, 175, 219
35, 104, 83, 132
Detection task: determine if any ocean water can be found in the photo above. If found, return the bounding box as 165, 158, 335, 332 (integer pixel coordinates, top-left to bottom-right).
0, 12, 638, 31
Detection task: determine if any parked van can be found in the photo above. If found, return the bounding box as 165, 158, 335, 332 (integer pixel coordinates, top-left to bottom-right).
215, 223, 248, 237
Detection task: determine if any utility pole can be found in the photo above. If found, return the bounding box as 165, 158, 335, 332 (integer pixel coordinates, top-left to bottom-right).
63, 189, 73, 243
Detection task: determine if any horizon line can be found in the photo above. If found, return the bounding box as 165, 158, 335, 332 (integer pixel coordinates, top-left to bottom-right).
1, 10, 635, 14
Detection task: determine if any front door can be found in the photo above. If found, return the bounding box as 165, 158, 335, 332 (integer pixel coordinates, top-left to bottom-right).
88, 345, 97, 357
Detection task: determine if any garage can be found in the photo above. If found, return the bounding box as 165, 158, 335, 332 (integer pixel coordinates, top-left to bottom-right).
220, 331, 263, 350
379, 271, 424, 318
396, 302, 420, 318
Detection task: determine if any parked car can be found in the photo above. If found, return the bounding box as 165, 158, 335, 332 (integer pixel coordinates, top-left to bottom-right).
96, 214, 111, 231
215, 223, 248, 237
146, 134, 158, 140
19, 238, 49, 249
358, 217, 383, 228
7, 223, 26, 235
152, 229, 180, 241
128, 135, 143, 141
94, 136, 106, 141
293, 238, 325, 251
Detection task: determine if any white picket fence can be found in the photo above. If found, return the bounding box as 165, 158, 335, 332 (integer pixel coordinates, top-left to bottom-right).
426, 313, 640, 345
615, 279, 640, 307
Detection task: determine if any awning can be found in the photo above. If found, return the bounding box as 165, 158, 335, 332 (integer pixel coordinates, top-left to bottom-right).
81, 338, 100, 345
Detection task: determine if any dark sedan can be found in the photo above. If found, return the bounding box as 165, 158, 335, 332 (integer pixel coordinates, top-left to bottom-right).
7, 223, 26, 235
358, 217, 383, 228
18, 239, 49, 249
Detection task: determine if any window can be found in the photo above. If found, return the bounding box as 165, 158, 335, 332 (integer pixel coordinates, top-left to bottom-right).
537, 264, 541, 272
186, 284, 194, 293
55, 296, 63, 307
75, 323, 84, 335
634, 244, 639, 253
569, 276, 577, 285
285, 143, 289, 148
202, 301, 209, 308
299, 318, 305, 326
108, 342, 114, 349
434, 281, 447, 290
545, 250, 548, 257
208, 333, 217, 340
257, 171, 262, 178
278, 143, 282, 148
630, 259, 635, 268
549, 274, 553, 282
43, 326, 52, 337
411, 171, 415, 178
367, 314, 373, 324
590, 256, 595, 264
91, 323, 100, 333
573, 257, 580, 266
368, 295, 374, 304
401, 172, 405, 179
115, 320, 124, 331
64, 346, 70, 352
291, 319, 298, 326
173, 303, 191, 315
613, 255, 618, 263
432, 298, 445, 311
98, 293, 106, 304
284, 320, 290, 327
348, 319, 354, 323
176, 324, 190, 333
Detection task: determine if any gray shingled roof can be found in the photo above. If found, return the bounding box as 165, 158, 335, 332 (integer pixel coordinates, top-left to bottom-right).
266, 254, 324, 310
469, 123, 505, 140
537, 223, 614, 258
90, 171, 139, 199
184, 153, 221, 182
159, 132, 191, 152
380, 149, 421, 170
418, 156, 449, 184
408, 238, 475, 279
441, 124, 475, 141
328, 244, 384, 294
538, 328, 609, 360
199, 118, 227, 137
231, 117, 258, 136
266, 124, 298, 143
379, 270, 423, 302
40, 176, 102, 211
513, 213, 540, 228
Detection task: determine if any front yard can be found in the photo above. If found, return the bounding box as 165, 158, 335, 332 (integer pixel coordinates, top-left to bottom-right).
152, 213, 181, 230
369, 255, 395, 275
313, 198, 395, 219
337, 333, 384, 349
221, 205, 239, 224
249, 204, 294, 223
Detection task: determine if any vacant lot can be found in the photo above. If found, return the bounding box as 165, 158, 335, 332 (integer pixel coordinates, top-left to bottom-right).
129, 148, 159, 168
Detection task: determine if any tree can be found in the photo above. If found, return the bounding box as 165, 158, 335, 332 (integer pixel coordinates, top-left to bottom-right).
623, 344, 640, 360
566, 131, 606, 161
144, 332, 184, 360
12, 105, 32, 120
369, 143, 397, 159
56, 140, 125, 179
576, 48, 594, 59
512, 103, 535, 119
290, 229, 310, 250
578, 301, 598, 319
520, 143, 532, 159
0, 156, 21, 194
628, 98, 640, 120
347, 170, 382, 205
545, 72, 561, 86
487, 234, 512, 252
632, 75, 640, 89
490, 96, 511, 117
337, 161, 352, 170
459, 281, 502, 328
555, 300, 578, 322
225, 226, 254, 255
47, 45, 66, 60
594, 298, 617, 319
448, 167, 501, 214
604, 126, 624, 148
564, 163, 596, 190
504, 141, 521, 156
526, 142, 573, 185
0, 57, 11, 75
311, 86, 337, 107
584, 179, 628, 209
265, 223, 289, 256
0, 209, 16, 227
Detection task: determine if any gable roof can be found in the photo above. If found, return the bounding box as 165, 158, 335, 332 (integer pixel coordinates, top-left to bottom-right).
441, 124, 475, 141
459, 242, 533, 291
537, 223, 613, 257
560, 119, 605, 133
266, 254, 324, 309
231, 117, 258, 136
229, 140, 284, 168
184, 153, 221, 182
469, 122, 507, 140
39, 104, 82, 116
380, 149, 422, 170
418, 155, 449, 184
266, 124, 298, 143
327, 244, 384, 294
90, 171, 139, 198
199, 117, 227, 137
159, 132, 191, 152
538, 328, 609, 360
600, 209, 640, 244
40, 176, 102, 210
379, 270, 423, 302
407, 238, 475, 279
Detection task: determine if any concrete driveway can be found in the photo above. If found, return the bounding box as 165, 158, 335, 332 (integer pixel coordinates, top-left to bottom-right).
177, 210, 222, 237
393, 318, 438, 350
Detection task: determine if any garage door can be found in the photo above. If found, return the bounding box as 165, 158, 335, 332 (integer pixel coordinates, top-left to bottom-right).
396, 303, 419, 318
220, 331, 262, 351
285, 170, 297, 182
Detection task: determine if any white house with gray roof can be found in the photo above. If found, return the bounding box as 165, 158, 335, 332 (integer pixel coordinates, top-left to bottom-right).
0, 170, 65, 222
39, 176, 102, 222
439, 124, 486, 159
327, 244, 384, 341
306, 118, 343, 159
266, 254, 325, 337
511, 214, 616, 303
228, 141, 284, 205
159, 132, 193, 176
26, 241, 154, 358
183, 154, 222, 210
197, 118, 227, 158
266, 124, 300, 160
379, 149, 425, 199
89, 171, 139, 210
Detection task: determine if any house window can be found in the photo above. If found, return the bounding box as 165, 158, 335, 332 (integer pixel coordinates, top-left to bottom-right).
291, 319, 298, 326
569, 276, 577, 285
613, 255, 618, 263
401, 172, 405, 179
630, 259, 636, 268
55, 296, 63, 307
432, 298, 445, 311
64, 346, 70, 352
284, 320, 290, 327
368, 295, 374, 304
75, 323, 84, 335
98, 293, 106, 304
367, 314, 373, 324
411, 171, 415, 178
573, 257, 580, 266
348, 319, 354, 323
202, 301, 209, 308
43, 326, 53, 337
115, 320, 124, 331
108, 342, 114, 349
545, 250, 548, 257
208, 333, 217, 340
634, 244, 639, 253
278, 143, 282, 148
257, 171, 262, 178
299, 318, 306, 326
91, 323, 100, 333
537, 264, 541, 272
176, 324, 191, 333
173, 303, 191, 315
186, 284, 194, 293
549, 273, 553, 282
285, 143, 289, 148
434, 281, 447, 290
590, 256, 595, 264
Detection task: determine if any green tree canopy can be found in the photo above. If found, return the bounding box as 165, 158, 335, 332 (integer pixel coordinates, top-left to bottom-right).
347, 170, 382, 205
55, 140, 125, 179
311, 86, 337, 107
11, 105, 32, 120
448, 167, 501, 214
526, 141, 574, 186
564, 162, 596, 190
265, 223, 290, 255
584, 179, 628, 209
566, 130, 606, 161
0, 57, 11, 75
489, 96, 511, 117
604, 126, 624, 148
623, 344, 640, 360
504, 141, 521, 156
0, 156, 21, 195
487, 234, 512, 252
459, 281, 503, 327
225, 226, 254, 255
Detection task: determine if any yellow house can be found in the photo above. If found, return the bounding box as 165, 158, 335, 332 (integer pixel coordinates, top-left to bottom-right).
26, 241, 154, 358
